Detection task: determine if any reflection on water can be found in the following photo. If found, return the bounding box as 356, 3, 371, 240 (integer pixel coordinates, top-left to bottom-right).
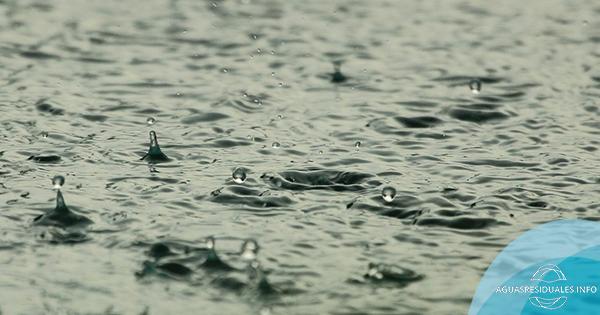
0, 0, 599, 314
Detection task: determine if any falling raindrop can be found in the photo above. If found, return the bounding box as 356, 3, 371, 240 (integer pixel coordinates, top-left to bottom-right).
146, 117, 156, 125
469, 79, 482, 94
52, 175, 65, 190
381, 186, 397, 203
232, 168, 247, 184
272, 142, 281, 149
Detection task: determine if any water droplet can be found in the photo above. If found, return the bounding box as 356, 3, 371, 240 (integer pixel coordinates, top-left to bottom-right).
272, 142, 281, 149
241, 239, 259, 261
149, 131, 159, 148
278, 82, 283, 87
469, 79, 482, 94
40, 131, 48, 138
232, 168, 247, 184
318, 150, 324, 155
276, 114, 283, 119
205, 236, 215, 250
222, 68, 228, 73
367, 263, 384, 280
381, 186, 397, 203
354, 141, 361, 149
146, 117, 156, 125
52, 175, 65, 190
271, 72, 275, 77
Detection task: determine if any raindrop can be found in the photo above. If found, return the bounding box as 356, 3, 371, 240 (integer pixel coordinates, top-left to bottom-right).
205, 236, 215, 250
241, 239, 259, 261
146, 117, 156, 125
381, 186, 397, 203
222, 68, 228, 73
271, 72, 276, 77
367, 263, 384, 280
354, 141, 361, 149
52, 175, 65, 190
469, 79, 482, 94
272, 142, 281, 149
232, 168, 247, 184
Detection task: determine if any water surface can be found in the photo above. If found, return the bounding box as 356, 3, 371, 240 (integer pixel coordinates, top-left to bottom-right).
0, 0, 599, 314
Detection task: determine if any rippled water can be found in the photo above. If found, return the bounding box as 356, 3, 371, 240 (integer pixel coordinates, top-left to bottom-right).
1, 0, 599, 314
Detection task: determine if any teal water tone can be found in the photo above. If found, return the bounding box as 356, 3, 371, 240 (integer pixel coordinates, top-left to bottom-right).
0, 0, 599, 314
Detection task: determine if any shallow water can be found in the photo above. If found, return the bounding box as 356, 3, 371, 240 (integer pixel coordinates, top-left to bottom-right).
1, 0, 599, 314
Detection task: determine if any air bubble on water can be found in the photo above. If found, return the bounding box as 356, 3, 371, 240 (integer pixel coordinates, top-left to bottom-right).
271, 72, 275, 77
354, 141, 361, 150
381, 186, 397, 203
232, 168, 247, 184
257, 48, 262, 54
277, 114, 283, 119
146, 117, 156, 125
52, 175, 65, 190
222, 68, 228, 73
319, 150, 324, 155
469, 79, 482, 94
40, 131, 48, 138
278, 82, 283, 87
241, 239, 259, 261
272, 142, 281, 148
